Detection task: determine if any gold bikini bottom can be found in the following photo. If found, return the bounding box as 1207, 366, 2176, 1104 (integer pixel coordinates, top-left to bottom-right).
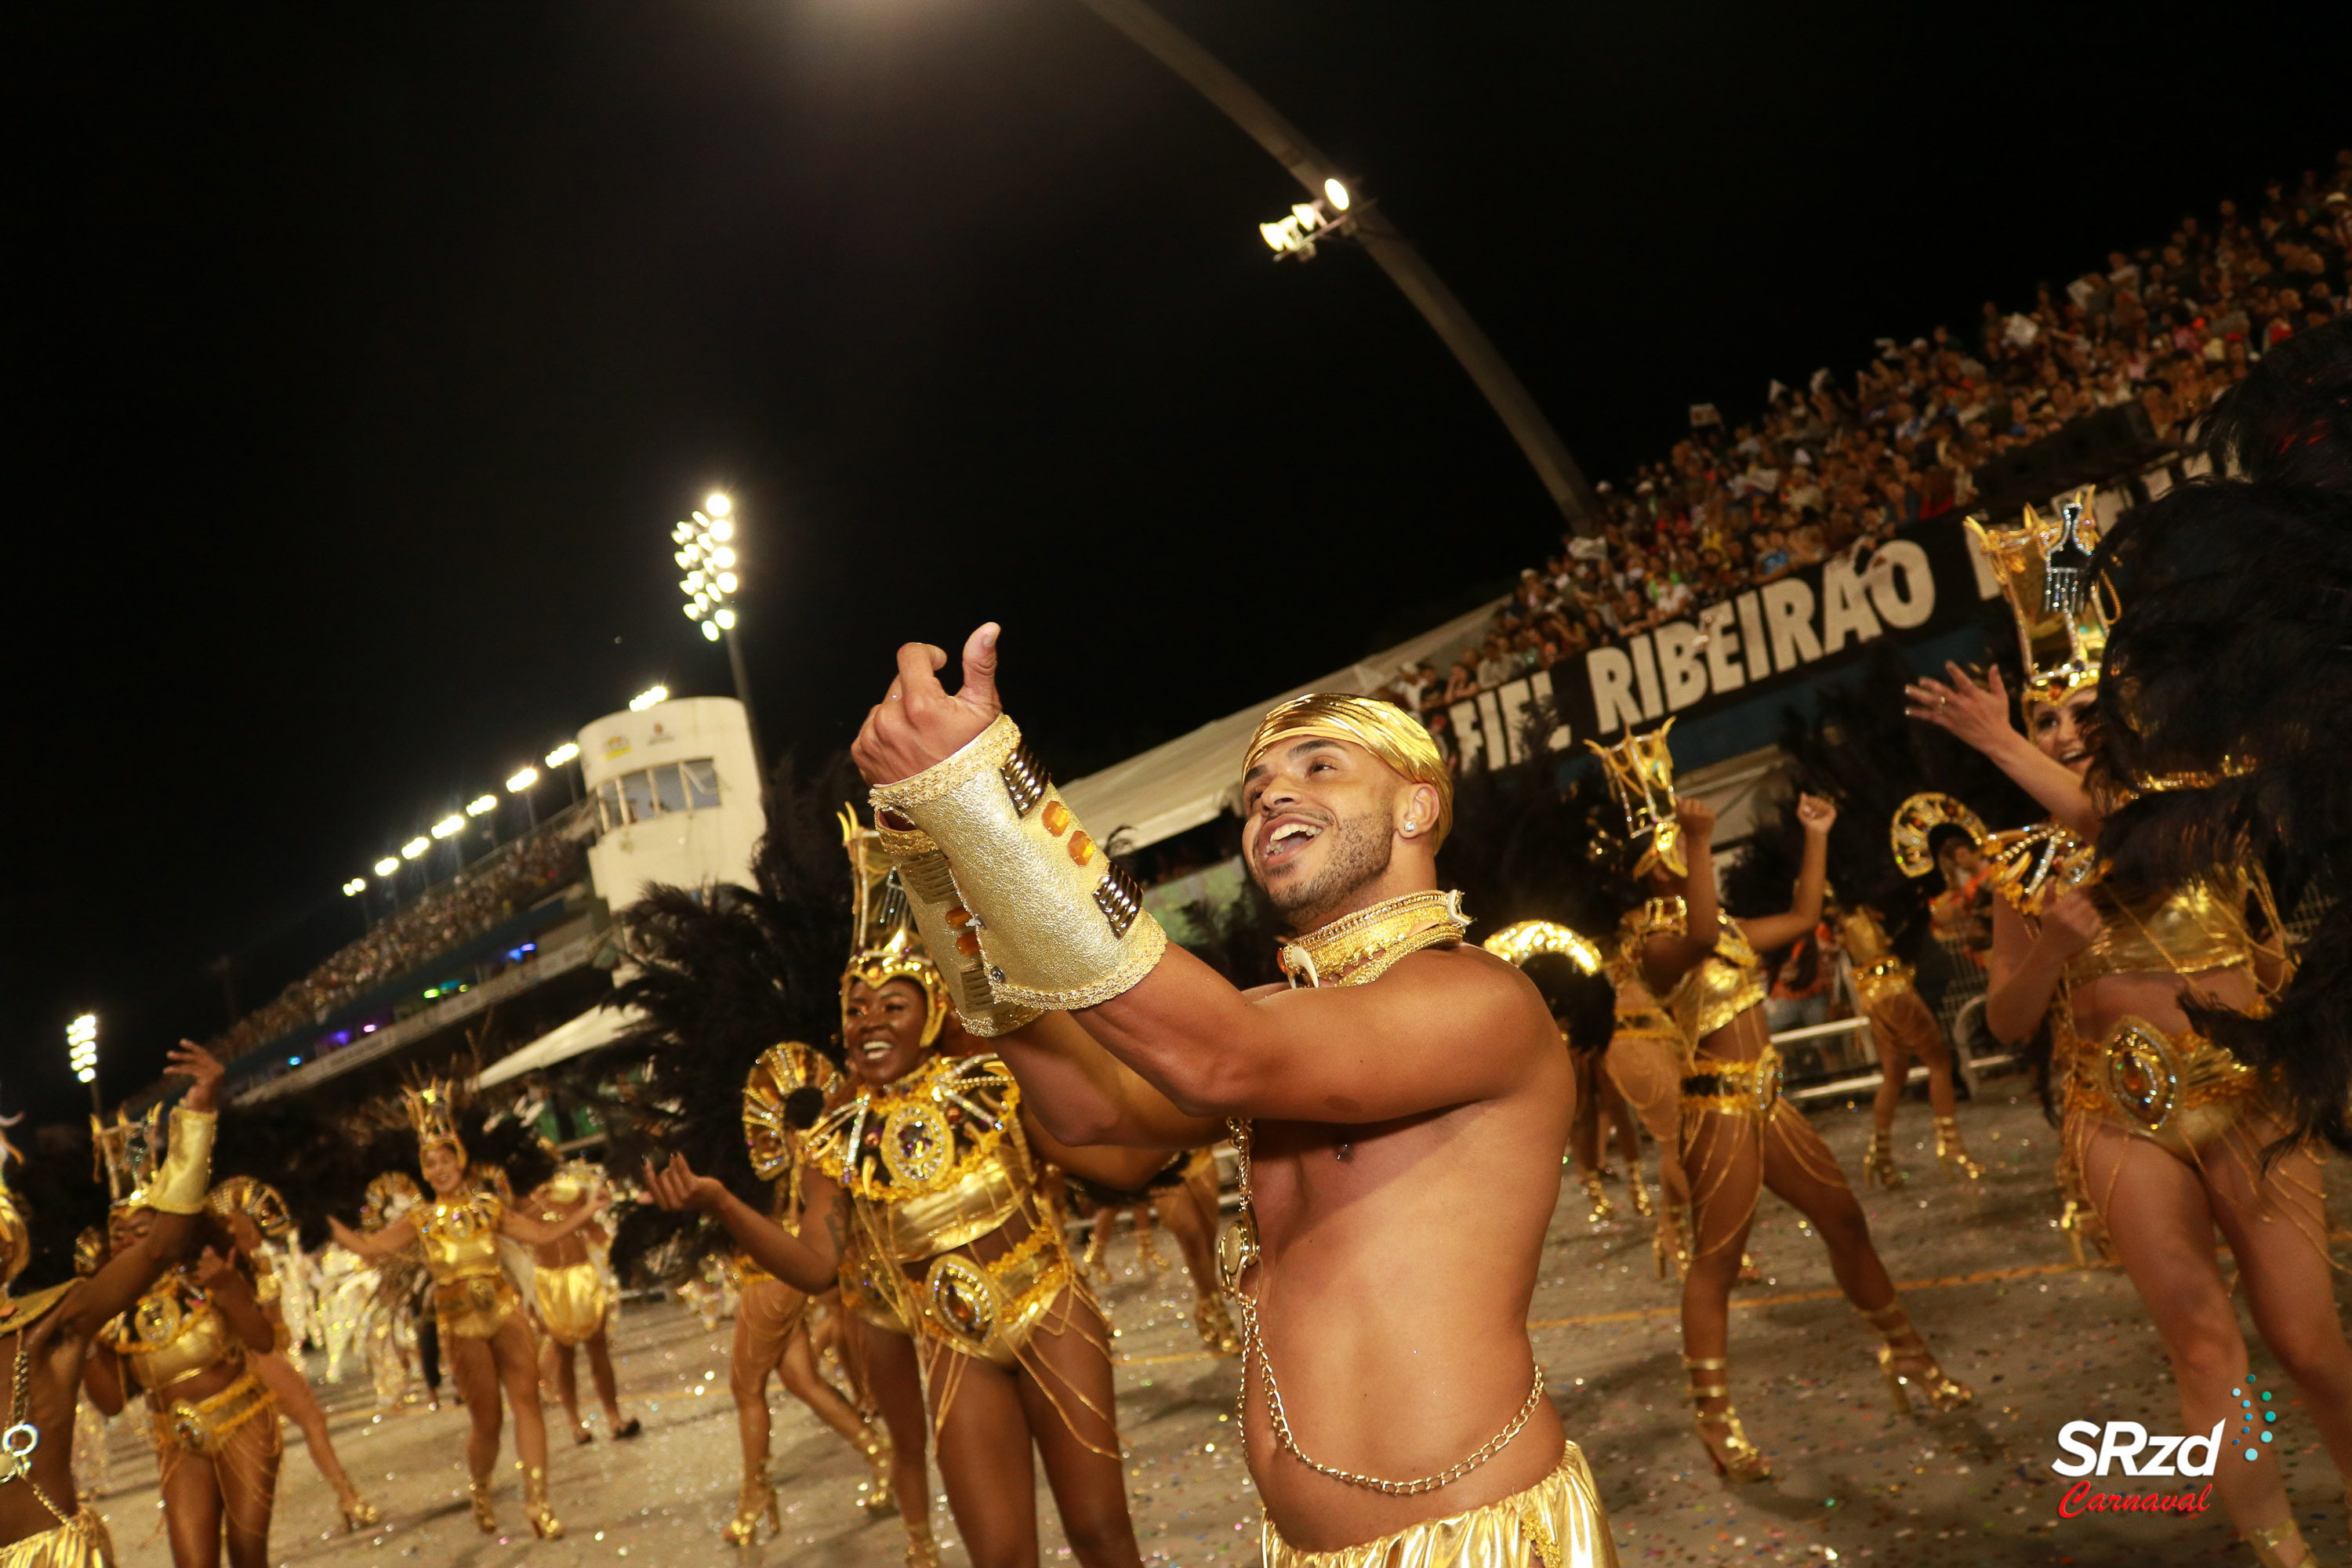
1679, 1047, 1784, 1120
532, 1261, 612, 1347
916, 1225, 1073, 1369
433, 1271, 521, 1341
151, 1369, 277, 1456
2062, 1014, 2263, 1159
1259, 1442, 1619, 1568
0, 1508, 115, 1568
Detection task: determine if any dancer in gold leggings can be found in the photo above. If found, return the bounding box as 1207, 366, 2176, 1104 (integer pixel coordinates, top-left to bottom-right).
724, 1042, 911, 1551
328, 1083, 604, 1538
1595, 723, 1969, 1483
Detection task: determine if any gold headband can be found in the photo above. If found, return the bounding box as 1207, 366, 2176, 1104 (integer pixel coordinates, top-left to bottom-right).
1889, 792, 1990, 879
1481, 920, 1602, 975
1243, 694, 1454, 848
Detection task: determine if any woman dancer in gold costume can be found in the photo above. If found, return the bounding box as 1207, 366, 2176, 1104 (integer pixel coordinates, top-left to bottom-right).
2, 1044, 223, 1568
1595, 724, 1969, 1482
647, 818, 1165, 1568
327, 1084, 604, 1538
522, 1163, 641, 1445
205, 1178, 383, 1531
1905, 494, 2352, 1567
724, 1042, 913, 1551
1825, 891, 1983, 1186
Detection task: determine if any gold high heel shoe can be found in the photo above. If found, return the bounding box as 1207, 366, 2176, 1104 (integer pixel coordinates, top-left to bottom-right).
1134, 1225, 1169, 1275
1627, 1163, 1653, 1218
721, 1475, 779, 1545
1082, 1221, 1112, 1279
1194, 1293, 1243, 1358
1683, 1356, 1769, 1482
1861, 1128, 1903, 1188
1933, 1116, 1985, 1180
523, 1465, 564, 1540
905, 1516, 943, 1568
468, 1472, 498, 1534
1864, 1301, 1973, 1413
2243, 1516, 2309, 1567
858, 1430, 896, 1518
336, 1490, 383, 1532
1580, 1170, 1617, 1225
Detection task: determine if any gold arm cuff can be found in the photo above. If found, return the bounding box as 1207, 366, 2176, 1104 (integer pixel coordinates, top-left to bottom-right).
869, 714, 1167, 1012
887, 837, 1044, 1037
147, 1109, 217, 1215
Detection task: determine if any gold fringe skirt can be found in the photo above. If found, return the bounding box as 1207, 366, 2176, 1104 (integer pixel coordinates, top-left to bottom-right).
0, 1508, 115, 1568
1260, 1443, 1619, 1568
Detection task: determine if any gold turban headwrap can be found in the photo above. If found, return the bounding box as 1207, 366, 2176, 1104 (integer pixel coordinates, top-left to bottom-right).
1243, 694, 1454, 848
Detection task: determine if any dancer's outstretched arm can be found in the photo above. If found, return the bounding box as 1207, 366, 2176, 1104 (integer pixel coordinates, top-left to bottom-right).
644, 1155, 840, 1294
1905, 662, 2099, 836
1737, 795, 1837, 953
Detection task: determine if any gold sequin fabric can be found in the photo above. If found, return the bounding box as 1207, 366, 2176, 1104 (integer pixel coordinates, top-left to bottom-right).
1259, 1443, 1619, 1568
101, 1272, 239, 1392
2063, 877, 2255, 985
0, 1508, 115, 1568
2056, 1013, 2263, 1159
414, 1192, 517, 1339
532, 1261, 612, 1347
1632, 898, 1769, 1048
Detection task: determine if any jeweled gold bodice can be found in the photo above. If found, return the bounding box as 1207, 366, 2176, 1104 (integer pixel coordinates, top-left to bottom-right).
1603, 942, 1677, 1040
1985, 822, 2259, 982
414, 1192, 506, 1284
806, 1054, 1030, 1263
103, 1270, 238, 1391
1634, 896, 1769, 1051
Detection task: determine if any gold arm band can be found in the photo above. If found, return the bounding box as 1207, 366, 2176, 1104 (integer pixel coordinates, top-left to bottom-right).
880, 818, 1044, 1037
146, 1109, 216, 1216
869, 714, 1167, 1011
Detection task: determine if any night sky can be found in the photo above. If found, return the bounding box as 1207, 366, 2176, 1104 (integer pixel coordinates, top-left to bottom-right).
7, 0, 2341, 1123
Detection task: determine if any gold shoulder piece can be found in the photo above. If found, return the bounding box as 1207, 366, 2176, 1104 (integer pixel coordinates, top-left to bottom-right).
1981, 822, 2100, 916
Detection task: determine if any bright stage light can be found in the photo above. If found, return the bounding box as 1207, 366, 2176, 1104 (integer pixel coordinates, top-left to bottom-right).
431, 815, 463, 839
630, 685, 669, 712
706, 493, 731, 516
401, 837, 429, 859
68, 1014, 97, 1084
709, 519, 733, 542
701, 621, 721, 641
714, 608, 736, 630
466, 794, 496, 817
374, 857, 399, 877
546, 742, 579, 767
1323, 177, 1351, 210
343, 877, 367, 896
506, 767, 538, 793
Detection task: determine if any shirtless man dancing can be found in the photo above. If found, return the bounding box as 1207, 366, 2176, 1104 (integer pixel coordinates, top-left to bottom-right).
849, 625, 1617, 1568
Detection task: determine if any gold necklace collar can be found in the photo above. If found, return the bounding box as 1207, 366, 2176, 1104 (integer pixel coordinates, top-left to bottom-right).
1279, 889, 1469, 989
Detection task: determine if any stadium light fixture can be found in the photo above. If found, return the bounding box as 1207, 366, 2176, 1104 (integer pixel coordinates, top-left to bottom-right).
669, 490, 766, 782
430, 815, 464, 839
342, 877, 367, 896
629, 684, 668, 712
1259, 187, 1356, 262
401, 837, 429, 860
506, 767, 538, 793
374, 856, 399, 877
466, 794, 497, 817
67, 1014, 99, 1104
546, 742, 579, 768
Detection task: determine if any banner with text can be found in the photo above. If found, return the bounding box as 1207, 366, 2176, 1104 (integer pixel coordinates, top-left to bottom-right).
1446, 514, 2014, 771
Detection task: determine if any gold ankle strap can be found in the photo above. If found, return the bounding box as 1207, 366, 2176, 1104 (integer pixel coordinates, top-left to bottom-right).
1860, 1302, 1907, 1328
2243, 1516, 2306, 1567
1681, 1356, 1728, 1370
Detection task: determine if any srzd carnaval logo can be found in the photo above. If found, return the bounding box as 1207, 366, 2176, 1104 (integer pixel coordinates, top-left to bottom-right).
2048, 1374, 2278, 1519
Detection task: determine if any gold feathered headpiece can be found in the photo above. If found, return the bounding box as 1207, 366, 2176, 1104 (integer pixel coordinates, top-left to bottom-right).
743, 1042, 842, 1184
92, 1105, 165, 1210
401, 1077, 466, 1171
205, 1176, 293, 1243
1586, 719, 1685, 878
838, 806, 947, 1045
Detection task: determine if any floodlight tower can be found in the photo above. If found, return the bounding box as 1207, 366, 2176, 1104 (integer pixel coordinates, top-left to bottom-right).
673, 493, 768, 786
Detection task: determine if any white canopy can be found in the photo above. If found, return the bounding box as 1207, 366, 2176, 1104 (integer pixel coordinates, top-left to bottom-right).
1058, 597, 1504, 852
475, 1004, 642, 1088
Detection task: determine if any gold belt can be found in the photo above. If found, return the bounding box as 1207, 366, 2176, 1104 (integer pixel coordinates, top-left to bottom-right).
917, 1224, 1069, 1367
2064, 1014, 2260, 1149
151, 1369, 274, 1455
1680, 1047, 1782, 1118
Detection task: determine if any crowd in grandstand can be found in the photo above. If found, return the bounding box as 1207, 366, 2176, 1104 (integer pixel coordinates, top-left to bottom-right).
1385, 156, 2352, 725
207, 822, 586, 1063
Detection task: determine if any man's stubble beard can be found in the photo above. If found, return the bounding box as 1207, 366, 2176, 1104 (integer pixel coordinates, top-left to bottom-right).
1262, 808, 1394, 931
